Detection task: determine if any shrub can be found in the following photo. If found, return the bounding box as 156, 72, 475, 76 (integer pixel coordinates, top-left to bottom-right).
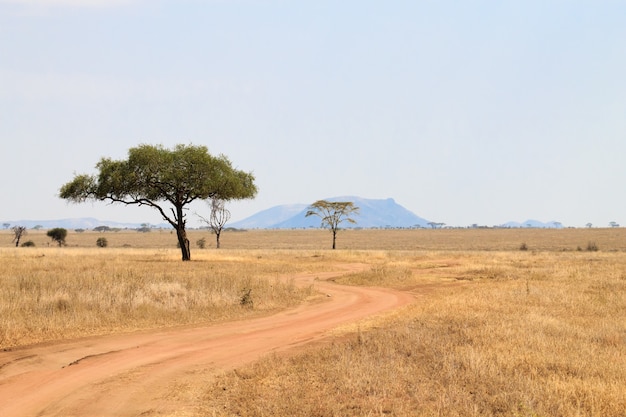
21, 241, 35, 247
197, 237, 207, 249
96, 237, 108, 248
240, 288, 253, 308
519, 242, 528, 251
586, 241, 599, 252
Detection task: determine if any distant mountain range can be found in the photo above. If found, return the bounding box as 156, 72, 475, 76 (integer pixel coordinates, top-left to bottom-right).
230, 196, 431, 229
0, 218, 165, 230
1, 197, 565, 230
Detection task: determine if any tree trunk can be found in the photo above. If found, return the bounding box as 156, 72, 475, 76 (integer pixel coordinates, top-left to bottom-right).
176, 227, 191, 261
215, 232, 221, 249
332, 229, 337, 250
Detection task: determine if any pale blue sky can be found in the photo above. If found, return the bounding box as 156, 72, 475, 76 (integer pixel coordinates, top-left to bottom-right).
1, 0, 625, 228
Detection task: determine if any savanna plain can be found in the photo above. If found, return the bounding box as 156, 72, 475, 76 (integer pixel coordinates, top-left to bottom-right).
1, 228, 625, 416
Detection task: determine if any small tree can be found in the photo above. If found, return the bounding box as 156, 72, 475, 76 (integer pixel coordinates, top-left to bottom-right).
96, 237, 108, 248
427, 222, 445, 229
11, 226, 27, 247
197, 198, 231, 248
47, 228, 67, 246
305, 200, 359, 249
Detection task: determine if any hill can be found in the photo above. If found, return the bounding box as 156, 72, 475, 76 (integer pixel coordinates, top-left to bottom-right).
229, 197, 431, 229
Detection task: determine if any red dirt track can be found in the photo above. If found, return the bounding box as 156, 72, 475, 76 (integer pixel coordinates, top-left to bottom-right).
0, 264, 413, 416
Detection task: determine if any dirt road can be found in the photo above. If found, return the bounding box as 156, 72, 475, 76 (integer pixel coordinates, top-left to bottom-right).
0, 264, 413, 416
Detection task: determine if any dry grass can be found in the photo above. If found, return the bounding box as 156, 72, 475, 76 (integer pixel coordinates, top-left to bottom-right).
2, 228, 626, 415
4, 227, 626, 251
0, 248, 325, 349
203, 251, 626, 417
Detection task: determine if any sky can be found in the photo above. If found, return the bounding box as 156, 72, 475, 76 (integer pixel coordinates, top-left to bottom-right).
1, 0, 625, 228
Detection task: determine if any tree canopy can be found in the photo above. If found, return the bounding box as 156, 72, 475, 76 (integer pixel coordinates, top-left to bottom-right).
59, 144, 257, 260
47, 228, 67, 247
305, 200, 359, 249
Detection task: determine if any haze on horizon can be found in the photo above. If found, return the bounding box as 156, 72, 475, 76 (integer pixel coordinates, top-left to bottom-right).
1, 1, 625, 228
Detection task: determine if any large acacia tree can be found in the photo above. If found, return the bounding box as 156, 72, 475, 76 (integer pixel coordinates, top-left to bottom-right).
59, 144, 257, 261
305, 200, 359, 249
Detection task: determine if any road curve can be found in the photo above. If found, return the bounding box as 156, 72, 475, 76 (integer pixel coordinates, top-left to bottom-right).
0, 264, 413, 417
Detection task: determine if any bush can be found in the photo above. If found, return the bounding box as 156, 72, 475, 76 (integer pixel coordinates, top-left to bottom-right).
197, 237, 207, 249
240, 288, 253, 308
96, 237, 108, 248
21, 241, 35, 247
586, 241, 599, 252
519, 242, 528, 251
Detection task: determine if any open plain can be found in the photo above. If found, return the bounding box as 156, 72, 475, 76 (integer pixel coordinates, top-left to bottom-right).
1, 228, 625, 416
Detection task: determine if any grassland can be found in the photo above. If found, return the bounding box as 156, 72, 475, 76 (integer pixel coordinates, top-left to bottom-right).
1, 227, 625, 416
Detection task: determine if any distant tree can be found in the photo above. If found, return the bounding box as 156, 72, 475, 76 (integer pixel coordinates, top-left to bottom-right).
197, 198, 231, 249
586, 223, 593, 228
136, 223, 152, 233
428, 222, 445, 229
11, 226, 27, 247
33, 225, 43, 230
93, 226, 111, 232
47, 228, 67, 246
609, 221, 620, 228
3, 223, 10, 229
59, 144, 257, 261
305, 200, 359, 249
552, 222, 562, 228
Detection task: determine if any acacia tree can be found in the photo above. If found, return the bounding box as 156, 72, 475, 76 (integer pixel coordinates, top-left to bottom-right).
11, 226, 26, 247
59, 144, 257, 261
305, 200, 359, 249
47, 228, 67, 246
197, 198, 231, 249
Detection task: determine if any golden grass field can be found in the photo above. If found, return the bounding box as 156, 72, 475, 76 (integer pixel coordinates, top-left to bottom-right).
1, 227, 625, 416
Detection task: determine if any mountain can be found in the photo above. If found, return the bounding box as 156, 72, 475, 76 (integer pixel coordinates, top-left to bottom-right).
227, 204, 308, 229
229, 197, 431, 229
0, 218, 168, 230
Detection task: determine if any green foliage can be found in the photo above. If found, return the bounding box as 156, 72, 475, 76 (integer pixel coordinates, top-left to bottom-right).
305, 200, 359, 229
59, 144, 257, 208
47, 228, 67, 246
21, 241, 35, 247
96, 237, 108, 248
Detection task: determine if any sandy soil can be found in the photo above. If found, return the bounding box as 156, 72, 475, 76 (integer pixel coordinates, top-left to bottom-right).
0, 264, 414, 416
